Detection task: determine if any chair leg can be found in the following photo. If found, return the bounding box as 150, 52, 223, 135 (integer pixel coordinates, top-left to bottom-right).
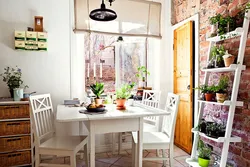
169, 146, 174, 167
70, 155, 76, 167
118, 132, 122, 154
84, 144, 89, 167
162, 149, 167, 167
35, 154, 40, 167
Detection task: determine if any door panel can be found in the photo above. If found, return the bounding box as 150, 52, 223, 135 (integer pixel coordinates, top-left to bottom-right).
173, 21, 193, 154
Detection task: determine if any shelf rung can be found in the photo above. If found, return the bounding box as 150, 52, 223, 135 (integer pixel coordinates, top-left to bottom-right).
186, 158, 200, 167
206, 28, 243, 42
192, 129, 241, 143
201, 64, 246, 72
197, 100, 243, 106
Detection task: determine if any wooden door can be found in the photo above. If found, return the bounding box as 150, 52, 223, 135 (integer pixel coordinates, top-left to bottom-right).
173, 21, 193, 154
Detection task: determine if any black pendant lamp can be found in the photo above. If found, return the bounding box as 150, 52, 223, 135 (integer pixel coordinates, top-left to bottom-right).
89, 0, 117, 21
117, 36, 124, 42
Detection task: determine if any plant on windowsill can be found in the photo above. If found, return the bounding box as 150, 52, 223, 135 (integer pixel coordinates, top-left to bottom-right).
116, 83, 135, 110
90, 82, 104, 105
136, 66, 150, 88
214, 75, 229, 103
0, 66, 28, 98
198, 139, 212, 167
210, 45, 226, 68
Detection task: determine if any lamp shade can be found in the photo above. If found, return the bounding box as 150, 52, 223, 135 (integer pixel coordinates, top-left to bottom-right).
89, 0, 117, 21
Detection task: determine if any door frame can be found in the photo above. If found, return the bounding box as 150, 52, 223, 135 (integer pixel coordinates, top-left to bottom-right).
172, 14, 200, 138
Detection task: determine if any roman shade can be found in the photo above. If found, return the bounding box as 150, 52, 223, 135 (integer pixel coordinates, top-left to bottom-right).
74, 0, 162, 38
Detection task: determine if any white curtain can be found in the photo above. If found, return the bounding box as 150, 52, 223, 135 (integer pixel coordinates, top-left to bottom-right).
74, 0, 162, 38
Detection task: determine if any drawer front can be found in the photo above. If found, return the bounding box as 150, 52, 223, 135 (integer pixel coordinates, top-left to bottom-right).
0, 135, 31, 152
0, 150, 31, 167
0, 104, 29, 119
0, 121, 30, 136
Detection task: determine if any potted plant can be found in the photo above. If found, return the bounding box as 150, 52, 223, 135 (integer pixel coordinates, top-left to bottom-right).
116, 83, 135, 110
210, 45, 225, 68
206, 122, 226, 138
0, 66, 28, 98
209, 14, 234, 37
90, 82, 104, 105
204, 85, 217, 101
136, 66, 150, 88
198, 119, 207, 133
223, 50, 236, 67
214, 75, 229, 103
198, 139, 212, 167
194, 85, 209, 100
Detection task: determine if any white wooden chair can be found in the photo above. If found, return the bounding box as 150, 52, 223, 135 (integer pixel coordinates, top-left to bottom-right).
116, 90, 161, 154
142, 90, 161, 132
132, 93, 180, 167
30, 94, 89, 167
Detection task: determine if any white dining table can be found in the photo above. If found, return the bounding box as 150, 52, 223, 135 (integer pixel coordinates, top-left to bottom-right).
56, 103, 169, 167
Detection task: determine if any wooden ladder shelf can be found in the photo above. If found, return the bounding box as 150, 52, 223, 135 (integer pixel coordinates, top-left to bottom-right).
186, 11, 250, 167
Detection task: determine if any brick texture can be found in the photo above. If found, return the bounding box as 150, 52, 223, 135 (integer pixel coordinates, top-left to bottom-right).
173, 0, 250, 166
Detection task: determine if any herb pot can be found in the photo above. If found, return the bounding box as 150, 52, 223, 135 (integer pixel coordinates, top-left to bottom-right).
205, 93, 214, 101
218, 130, 225, 137
216, 93, 227, 103
223, 56, 235, 67
95, 98, 103, 105
198, 157, 210, 167
116, 99, 126, 110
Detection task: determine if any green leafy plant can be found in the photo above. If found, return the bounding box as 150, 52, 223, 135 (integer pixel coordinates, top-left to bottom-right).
136, 66, 150, 81
194, 85, 209, 94
214, 75, 229, 93
0, 66, 28, 90
206, 85, 217, 94
116, 83, 135, 99
90, 82, 104, 99
210, 45, 225, 67
198, 140, 212, 160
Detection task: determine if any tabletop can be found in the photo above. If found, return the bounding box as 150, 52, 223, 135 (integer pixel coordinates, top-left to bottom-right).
56, 103, 170, 122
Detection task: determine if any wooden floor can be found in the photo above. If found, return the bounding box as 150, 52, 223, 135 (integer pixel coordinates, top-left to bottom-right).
41, 145, 189, 167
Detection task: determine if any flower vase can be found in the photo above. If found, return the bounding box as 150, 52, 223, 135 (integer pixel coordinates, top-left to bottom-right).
9, 89, 14, 98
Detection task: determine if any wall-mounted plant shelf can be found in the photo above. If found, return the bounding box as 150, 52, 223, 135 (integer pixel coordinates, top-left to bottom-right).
197, 100, 244, 106
14, 31, 47, 51
201, 64, 246, 72
191, 129, 241, 143
206, 28, 243, 42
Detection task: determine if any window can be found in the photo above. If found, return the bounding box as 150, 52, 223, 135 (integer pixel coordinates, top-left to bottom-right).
84, 33, 147, 93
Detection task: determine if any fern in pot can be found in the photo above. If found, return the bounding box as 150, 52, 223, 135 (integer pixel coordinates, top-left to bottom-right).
116, 83, 135, 110
90, 82, 104, 105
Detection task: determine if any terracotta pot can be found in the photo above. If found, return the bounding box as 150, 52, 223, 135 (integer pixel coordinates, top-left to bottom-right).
204, 93, 214, 101
95, 98, 103, 105
216, 93, 227, 103
223, 56, 235, 67
116, 99, 126, 110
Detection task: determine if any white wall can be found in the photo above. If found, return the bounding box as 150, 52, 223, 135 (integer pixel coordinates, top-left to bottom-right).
0, 0, 71, 106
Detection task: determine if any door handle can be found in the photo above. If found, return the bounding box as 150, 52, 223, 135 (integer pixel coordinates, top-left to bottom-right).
187, 85, 190, 90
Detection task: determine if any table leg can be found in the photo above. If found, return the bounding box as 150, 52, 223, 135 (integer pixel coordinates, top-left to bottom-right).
137, 117, 143, 167
90, 122, 95, 167
79, 121, 84, 159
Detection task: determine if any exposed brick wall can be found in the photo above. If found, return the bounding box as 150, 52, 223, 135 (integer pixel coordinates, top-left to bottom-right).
173, 0, 250, 166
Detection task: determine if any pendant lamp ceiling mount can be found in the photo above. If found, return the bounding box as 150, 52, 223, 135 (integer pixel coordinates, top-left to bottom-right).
89, 0, 117, 22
